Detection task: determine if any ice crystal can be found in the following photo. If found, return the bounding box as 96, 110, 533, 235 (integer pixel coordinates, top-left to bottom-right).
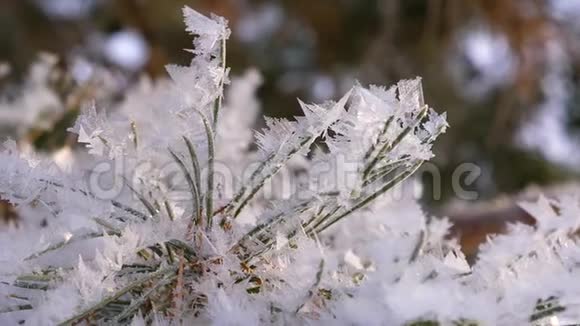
1, 6, 575, 326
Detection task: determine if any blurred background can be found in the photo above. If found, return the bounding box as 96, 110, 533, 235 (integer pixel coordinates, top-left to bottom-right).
1, 0, 580, 258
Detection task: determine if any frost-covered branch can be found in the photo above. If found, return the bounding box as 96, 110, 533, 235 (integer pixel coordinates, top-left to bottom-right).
2, 5, 577, 326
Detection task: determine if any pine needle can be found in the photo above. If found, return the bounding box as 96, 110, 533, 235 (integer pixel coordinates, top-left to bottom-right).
58, 265, 178, 325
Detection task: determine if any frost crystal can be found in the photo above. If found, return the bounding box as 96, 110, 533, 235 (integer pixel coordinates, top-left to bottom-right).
3, 6, 576, 326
